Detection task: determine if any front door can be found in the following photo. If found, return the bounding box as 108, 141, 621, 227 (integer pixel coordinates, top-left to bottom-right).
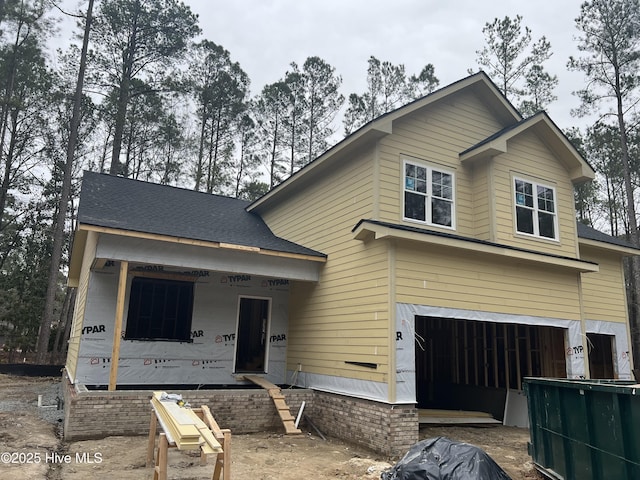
234, 297, 270, 374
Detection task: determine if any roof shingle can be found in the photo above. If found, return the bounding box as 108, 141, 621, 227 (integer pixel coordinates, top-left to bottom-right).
77, 171, 325, 258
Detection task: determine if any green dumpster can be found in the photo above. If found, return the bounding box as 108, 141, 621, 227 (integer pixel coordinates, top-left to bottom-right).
524, 377, 640, 480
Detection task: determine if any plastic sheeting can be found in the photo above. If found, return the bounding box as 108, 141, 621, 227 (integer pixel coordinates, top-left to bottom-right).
74, 264, 291, 386
381, 437, 511, 480
290, 371, 389, 403
75, 259, 633, 395
586, 320, 633, 380
285, 304, 634, 404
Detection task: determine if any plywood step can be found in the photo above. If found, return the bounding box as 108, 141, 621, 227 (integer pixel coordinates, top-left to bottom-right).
279, 412, 295, 422
243, 375, 302, 435
241, 374, 275, 390
283, 419, 301, 434
273, 398, 289, 410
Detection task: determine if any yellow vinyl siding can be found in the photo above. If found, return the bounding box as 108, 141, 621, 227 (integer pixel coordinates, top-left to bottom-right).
395, 241, 582, 321
65, 231, 98, 380
376, 91, 506, 237
262, 154, 373, 250
284, 241, 390, 381
375, 92, 582, 260
580, 246, 629, 323
256, 77, 621, 391
492, 131, 579, 258
260, 149, 391, 383
470, 161, 492, 240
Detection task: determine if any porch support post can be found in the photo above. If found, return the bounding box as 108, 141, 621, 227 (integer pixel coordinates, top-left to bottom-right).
109, 260, 128, 391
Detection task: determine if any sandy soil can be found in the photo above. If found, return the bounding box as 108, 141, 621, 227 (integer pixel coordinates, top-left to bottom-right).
0, 374, 542, 479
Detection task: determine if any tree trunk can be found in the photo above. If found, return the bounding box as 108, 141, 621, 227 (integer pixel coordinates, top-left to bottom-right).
0, 15, 23, 230
235, 130, 246, 197
194, 109, 208, 191
111, 74, 131, 175
36, 0, 94, 364
614, 67, 640, 370
211, 114, 222, 193
270, 115, 279, 188
124, 102, 136, 177
307, 94, 315, 164
56, 287, 76, 355
99, 125, 113, 172
206, 111, 222, 193
289, 110, 296, 175
53, 286, 72, 353
109, 12, 138, 175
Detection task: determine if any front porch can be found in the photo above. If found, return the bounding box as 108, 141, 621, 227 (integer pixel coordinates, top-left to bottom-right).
68, 228, 324, 390
62, 372, 418, 457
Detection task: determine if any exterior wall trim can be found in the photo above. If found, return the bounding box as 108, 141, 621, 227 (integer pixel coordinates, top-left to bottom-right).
80, 224, 327, 263
353, 220, 599, 273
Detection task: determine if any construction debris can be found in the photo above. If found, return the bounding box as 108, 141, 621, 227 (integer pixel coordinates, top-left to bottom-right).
150, 392, 222, 454
148, 392, 229, 480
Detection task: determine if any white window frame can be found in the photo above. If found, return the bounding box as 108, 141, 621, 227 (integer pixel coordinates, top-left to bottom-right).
402, 159, 456, 229
513, 176, 558, 241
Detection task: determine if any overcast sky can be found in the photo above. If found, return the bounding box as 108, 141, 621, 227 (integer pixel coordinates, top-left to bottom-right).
58, 0, 594, 131
185, 0, 593, 130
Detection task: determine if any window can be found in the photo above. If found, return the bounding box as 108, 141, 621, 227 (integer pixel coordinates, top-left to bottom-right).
404, 161, 454, 227
125, 277, 194, 341
514, 178, 557, 240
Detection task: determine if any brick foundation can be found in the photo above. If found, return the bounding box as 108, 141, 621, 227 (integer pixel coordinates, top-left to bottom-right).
62, 373, 417, 456
62, 373, 312, 439
309, 391, 418, 456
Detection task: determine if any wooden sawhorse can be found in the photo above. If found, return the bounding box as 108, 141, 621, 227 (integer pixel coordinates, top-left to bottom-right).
146, 404, 231, 480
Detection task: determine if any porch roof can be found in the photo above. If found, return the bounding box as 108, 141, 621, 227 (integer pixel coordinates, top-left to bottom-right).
77, 171, 326, 260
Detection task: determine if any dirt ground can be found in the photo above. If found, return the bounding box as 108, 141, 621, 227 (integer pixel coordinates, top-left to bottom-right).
0, 374, 542, 479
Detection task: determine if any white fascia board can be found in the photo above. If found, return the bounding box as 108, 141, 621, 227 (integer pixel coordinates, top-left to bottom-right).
95, 233, 322, 282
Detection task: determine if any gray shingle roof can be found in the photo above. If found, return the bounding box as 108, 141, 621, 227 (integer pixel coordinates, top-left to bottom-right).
577, 222, 640, 251
77, 171, 325, 258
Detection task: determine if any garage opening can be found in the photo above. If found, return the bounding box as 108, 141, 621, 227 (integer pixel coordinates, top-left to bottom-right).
415, 316, 566, 419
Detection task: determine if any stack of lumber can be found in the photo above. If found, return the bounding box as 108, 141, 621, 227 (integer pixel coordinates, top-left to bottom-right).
151, 392, 222, 454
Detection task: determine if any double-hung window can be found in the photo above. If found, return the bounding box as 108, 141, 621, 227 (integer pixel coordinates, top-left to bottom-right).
403, 161, 454, 228
514, 177, 557, 240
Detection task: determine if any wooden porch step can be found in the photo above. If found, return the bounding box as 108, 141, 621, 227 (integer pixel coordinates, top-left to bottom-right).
278, 412, 295, 422
242, 374, 277, 390
282, 419, 301, 434
243, 375, 302, 435
272, 398, 289, 410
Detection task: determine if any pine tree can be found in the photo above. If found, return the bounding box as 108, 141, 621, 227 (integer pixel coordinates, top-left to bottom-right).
474, 15, 557, 115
